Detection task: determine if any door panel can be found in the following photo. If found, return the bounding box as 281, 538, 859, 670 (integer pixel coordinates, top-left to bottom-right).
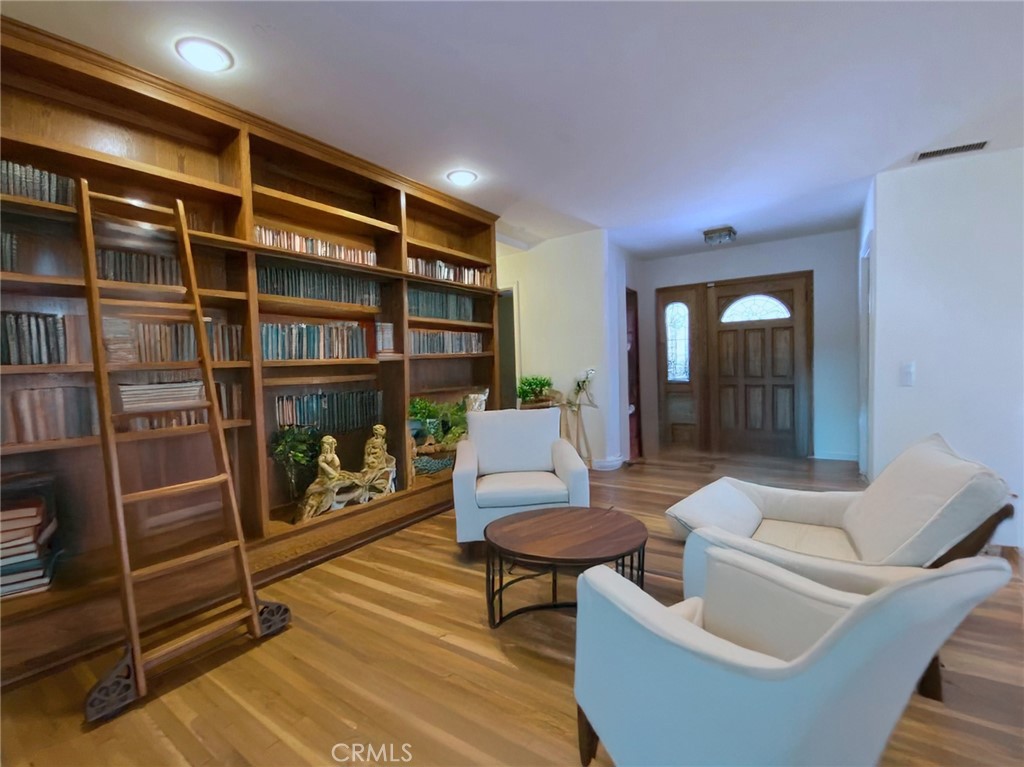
656, 286, 703, 449
708, 273, 812, 457
626, 289, 642, 459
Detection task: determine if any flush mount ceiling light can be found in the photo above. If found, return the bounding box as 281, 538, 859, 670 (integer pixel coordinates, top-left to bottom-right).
175, 37, 234, 72
704, 226, 737, 246
446, 169, 479, 187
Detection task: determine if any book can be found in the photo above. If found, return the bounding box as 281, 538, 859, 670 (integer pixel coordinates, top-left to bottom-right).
0, 497, 45, 523
0, 549, 61, 598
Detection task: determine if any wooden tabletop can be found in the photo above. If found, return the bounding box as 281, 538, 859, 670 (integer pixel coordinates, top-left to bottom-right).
484, 507, 648, 565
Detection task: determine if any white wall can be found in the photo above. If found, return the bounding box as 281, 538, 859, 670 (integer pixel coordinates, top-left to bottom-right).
871, 148, 1024, 547
636, 229, 861, 460
496, 229, 625, 469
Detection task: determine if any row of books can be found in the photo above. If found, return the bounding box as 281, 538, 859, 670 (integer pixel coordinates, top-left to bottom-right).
103, 317, 244, 364
98, 248, 182, 286
117, 381, 244, 430
274, 389, 383, 434
260, 321, 368, 361
1, 386, 99, 444
406, 257, 492, 288
376, 322, 395, 353
408, 287, 476, 321
253, 225, 377, 266
1, 312, 91, 366
0, 161, 76, 206
409, 330, 484, 355
2, 495, 60, 599
1, 232, 18, 272
257, 263, 380, 307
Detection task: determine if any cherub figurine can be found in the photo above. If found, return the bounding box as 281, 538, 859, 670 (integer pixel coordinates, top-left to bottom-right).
295, 426, 397, 522
294, 435, 361, 522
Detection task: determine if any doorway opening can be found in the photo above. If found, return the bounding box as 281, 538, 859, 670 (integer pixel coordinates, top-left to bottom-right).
626, 288, 642, 460
497, 290, 517, 410
656, 271, 813, 457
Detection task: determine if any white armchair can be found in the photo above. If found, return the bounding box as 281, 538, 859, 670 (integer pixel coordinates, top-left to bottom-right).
453, 408, 589, 543
667, 434, 1012, 598
574, 547, 1011, 767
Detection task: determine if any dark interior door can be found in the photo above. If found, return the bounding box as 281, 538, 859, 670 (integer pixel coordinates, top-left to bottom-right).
626, 289, 642, 459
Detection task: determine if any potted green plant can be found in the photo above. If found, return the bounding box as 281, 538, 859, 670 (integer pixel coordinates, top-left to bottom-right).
517, 375, 553, 406
270, 425, 322, 500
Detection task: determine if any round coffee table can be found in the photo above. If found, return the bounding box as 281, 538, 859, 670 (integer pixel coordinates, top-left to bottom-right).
484, 506, 648, 628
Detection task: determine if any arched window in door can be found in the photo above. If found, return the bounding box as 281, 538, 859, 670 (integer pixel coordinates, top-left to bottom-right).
665, 301, 690, 382
721, 294, 791, 323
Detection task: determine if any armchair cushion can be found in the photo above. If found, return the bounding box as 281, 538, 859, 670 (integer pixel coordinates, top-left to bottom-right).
664, 477, 763, 541
475, 471, 569, 508
752, 519, 858, 561
843, 434, 1010, 565
467, 408, 559, 475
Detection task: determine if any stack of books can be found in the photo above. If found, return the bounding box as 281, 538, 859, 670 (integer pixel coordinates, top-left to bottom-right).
1, 232, 18, 271
101, 317, 243, 364
406, 257, 491, 288
376, 322, 395, 353
257, 263, 380, 306
0, 161, 76, 205
274, 389, 382, 433
1, 312, 92, 365
408, 287, 475, 321
97, 248, 182, 286
1, 496, 60, 599
409, 329, 484, 355
253, 224, 377, 266
1, 386, 100, 444
118, 380, 204, 411
260, 321, 367, 361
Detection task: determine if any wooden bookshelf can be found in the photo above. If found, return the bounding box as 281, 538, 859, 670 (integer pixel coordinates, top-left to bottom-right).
0, 17, 499, 684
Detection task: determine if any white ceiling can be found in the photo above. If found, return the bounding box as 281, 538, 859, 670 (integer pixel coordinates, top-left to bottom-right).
5, 2, 1022, 257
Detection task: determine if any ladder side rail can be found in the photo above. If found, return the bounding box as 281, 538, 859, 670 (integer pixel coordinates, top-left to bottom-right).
77, 179, 149, 696
172, 200, 262, 637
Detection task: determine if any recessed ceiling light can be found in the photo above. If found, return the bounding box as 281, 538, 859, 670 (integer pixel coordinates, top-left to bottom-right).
175, 37, 234, 72
446, 169, 479, 187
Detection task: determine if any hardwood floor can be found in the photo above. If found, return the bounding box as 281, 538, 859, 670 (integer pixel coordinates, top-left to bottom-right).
2, 455, 1022, 766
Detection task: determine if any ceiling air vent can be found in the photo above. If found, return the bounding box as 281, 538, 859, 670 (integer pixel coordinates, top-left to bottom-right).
916, 141, 988, 161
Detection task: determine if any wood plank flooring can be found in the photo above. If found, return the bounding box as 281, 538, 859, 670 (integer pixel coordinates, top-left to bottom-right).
2, 454, 1022, 766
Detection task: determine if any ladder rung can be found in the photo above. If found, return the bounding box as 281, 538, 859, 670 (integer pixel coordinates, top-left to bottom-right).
112, 400, 211, 418
115, 424, 211, 443
143, 606, 253, 669
122, 473, 229, 504
89, 191, 175, 216
100, 298, 194, 315
131, 541, 240, 582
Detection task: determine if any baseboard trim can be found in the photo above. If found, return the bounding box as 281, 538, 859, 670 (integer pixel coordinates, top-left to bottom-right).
592, 456, 624, 471
812, 452, 859, 462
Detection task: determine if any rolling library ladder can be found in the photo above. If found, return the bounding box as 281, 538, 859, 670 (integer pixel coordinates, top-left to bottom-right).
77, 181, 290, 722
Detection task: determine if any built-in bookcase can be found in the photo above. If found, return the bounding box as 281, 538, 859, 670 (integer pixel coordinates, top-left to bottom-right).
0, 19, 498, 684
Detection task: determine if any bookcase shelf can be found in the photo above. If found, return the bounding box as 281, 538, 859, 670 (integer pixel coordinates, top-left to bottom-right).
0, 435, 99, 456
405, 273, 497, 295
1, 133, 243, 204
0, 271, 85, 297
0, 193, 76, 221
257, 293, 380, 320
253, 185, 399, 238
408, 316, 493, 331
1, 363, 93, 375
0, 20, 499, 684
406, 236, 491, 268
261, 358, 379, 368
409, 352, 494, 360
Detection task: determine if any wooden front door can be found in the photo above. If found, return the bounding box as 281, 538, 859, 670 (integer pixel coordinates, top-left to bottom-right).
708, 272, 812, 457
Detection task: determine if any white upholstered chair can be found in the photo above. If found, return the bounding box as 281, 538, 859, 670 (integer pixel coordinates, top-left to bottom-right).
667, 434, 1012, 599
452, 408, 589, 543
574, 547, 1011, 767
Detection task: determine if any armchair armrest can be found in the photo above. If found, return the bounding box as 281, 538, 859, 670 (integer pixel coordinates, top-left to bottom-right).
552, 438, 589, 506
684, 526, 926, 598
453, 439, 480, 513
